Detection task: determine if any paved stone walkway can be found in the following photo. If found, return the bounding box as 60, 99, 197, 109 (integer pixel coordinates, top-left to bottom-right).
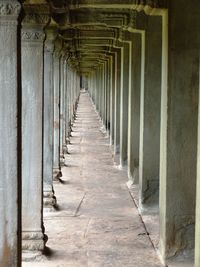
23, 92, 163, 267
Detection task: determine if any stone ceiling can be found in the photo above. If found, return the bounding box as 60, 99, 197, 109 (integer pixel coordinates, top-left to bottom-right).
22, 0, 167, 74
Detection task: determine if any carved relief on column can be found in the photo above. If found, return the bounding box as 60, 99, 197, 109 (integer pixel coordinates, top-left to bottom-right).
0, 1, 21, 17
0, 1, 21, 266
21, 5, 49, 254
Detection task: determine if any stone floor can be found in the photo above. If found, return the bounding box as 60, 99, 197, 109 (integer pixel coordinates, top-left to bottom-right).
23, 92, 164, 267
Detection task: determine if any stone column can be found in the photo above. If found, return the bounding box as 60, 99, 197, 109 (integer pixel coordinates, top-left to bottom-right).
101, 65, 105, 121
106, 58, 111, 132
53, 40, 62, 180
108, 54, 114, 142
127, 33, 142, 185
139, 16, 162, 210
94, 72, 98, 108
113, 48, 121, 158
59, 54, 65, 165
195, 60, 200, 267
21, 6, 49, 253
97, 67, 101, 116
159, 1, 200, 262
43, 26, 57, 209
63, 60, 68, 153
65, 65, 70, 142
68, 67, 72, 128
120, 42, 131, 167
0, 1, 21, 266
110, 53, 117, 145
103, 61, 107, 126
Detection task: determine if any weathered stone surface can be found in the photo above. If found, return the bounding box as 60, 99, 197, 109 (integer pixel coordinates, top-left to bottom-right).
21, 12, 47, 254
43, 29, 57, 210
159, 0, 200, 264
127, 33, 141, 185
53, 43, 62, 179
120, 42, 130, 167
139, 16, 162, 210
0, 1, 21, 266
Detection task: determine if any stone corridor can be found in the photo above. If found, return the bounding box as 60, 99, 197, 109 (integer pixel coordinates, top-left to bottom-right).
23, 92, 162, 267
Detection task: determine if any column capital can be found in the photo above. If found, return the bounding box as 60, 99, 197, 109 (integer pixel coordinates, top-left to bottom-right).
22, 3, 50, 26
44, 19, 58, 53
0, 0, 21, 22
21, 3, 50, 43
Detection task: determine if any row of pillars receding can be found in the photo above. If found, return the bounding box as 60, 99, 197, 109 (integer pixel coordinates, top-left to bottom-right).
87, 3, 200, 266
0, 2, 80, 266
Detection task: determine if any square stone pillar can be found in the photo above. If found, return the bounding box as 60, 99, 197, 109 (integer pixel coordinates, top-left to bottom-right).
97, 66, 102, 118
21, 6, 49, 254
59, 54, 66, 165
103, 62, 107, 125
0, 1, 21, 266
68, 68, 73, 128
159, 1, 200, 262
95, 68, 100, 112
106, 58, 111, 132
127, 33, 142, 185
43, 26, 57, 209
63, 61, 68, 153
120, 42, 131, 167
139, 16, 162, 211
101, 64, 105, 122
110, 53, 116, 145
195, 60, 200, 267
113, 48, 122, 157
53, 41, 62, 180
65, 65, 70, 141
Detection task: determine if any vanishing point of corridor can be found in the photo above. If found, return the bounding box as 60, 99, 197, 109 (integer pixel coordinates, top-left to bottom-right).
23, 92, 162, 267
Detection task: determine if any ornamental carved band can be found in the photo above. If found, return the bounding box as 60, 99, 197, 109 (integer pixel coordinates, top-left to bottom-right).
0, 1, 21, 16
23, 13, 49, 26
21, 30, 45, 42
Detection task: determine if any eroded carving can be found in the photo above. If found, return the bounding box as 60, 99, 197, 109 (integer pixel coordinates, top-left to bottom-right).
0, 1, 21, 16
23, 13, 49, 26
21, 30, 45, 42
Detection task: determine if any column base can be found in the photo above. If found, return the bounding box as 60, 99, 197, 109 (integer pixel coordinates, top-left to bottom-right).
22, 251, 44, 262
43, 190, 57, 210
53, 168, 62, 181
126, 179, 134, 189
128, 167, 139, 185
114, 144, 120, 156
60, 154, 65, 166
113, 152, 120, 165
66, 137, 71, 145
22, 231, 47, 252
63, 144, 68, 154
69, 127, 73, 135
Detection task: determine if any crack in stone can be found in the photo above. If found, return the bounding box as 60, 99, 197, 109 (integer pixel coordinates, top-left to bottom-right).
74, 193, 86, 217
